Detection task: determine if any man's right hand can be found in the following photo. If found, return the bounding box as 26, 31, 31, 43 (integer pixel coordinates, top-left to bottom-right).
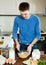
16, 43, 20, 51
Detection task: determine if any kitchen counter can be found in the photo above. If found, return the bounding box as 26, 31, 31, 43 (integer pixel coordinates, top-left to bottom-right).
40, 32, 46, 37
3, 54, 46, 65
41, 32, 46, 34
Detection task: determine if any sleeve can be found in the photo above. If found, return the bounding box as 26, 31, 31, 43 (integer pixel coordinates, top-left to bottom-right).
35, 17, 41, 40
12, 18, 18, 40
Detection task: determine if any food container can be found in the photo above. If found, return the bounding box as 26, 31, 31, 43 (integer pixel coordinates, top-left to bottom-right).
9, 48, 15, 60
18, 51, 29, 59
6, 48, 16, 64
32, 49, 40, 60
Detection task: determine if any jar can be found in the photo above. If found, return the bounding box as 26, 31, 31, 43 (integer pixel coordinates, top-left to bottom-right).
32, 49, 40, 60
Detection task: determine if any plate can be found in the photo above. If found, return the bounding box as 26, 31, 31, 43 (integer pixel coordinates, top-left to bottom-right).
23, 57, 32, 65
23, 59, 30, 65
23, 57, 38, 65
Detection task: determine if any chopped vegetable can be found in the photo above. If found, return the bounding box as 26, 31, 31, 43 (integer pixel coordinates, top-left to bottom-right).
30, 59, 38, 65
37, 60, 46, 65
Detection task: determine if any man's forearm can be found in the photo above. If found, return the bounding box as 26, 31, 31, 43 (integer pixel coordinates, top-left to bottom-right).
30, 38, 38, 47
14, 38, 19, 45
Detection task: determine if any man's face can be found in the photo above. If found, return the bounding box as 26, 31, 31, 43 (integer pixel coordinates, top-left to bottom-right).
20, 10, 30, 19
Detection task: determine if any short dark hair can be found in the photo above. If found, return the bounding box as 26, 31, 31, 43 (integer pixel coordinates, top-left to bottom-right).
19, 2, 30, 11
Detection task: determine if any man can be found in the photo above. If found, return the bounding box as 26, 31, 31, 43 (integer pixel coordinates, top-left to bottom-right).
12, 2, 41, 55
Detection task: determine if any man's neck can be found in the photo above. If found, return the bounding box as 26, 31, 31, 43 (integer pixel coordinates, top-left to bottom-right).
25, 14, 31, 19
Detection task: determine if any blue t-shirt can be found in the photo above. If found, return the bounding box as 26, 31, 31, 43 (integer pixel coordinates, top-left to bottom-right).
12, 15, 40, 45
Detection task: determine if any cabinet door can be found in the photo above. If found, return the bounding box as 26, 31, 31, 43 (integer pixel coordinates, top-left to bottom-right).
30, 0, 45, 14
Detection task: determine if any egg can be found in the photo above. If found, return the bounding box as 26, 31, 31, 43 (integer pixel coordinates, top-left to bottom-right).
5, 58, 13, 64
5, 59, 8, 63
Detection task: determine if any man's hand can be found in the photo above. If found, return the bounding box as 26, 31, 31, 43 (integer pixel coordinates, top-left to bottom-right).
27, 44, 33, 55
14, 39, 20, 51
16, 43, 20, 51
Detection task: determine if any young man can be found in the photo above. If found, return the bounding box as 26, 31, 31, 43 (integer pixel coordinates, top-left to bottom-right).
12, 2, 41, 55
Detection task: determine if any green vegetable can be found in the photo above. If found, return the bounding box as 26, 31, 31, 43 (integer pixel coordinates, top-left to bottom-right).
43, 60, 46, 65
37, 60, 46, 65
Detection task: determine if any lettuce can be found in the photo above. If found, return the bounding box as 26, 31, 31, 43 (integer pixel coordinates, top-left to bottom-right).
37, 60, 46, 65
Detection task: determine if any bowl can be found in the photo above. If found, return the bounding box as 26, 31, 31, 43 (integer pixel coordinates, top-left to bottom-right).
18, 51, 29, 59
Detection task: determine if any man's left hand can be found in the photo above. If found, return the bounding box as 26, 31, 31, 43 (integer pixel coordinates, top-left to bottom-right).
27, 44, 33, 55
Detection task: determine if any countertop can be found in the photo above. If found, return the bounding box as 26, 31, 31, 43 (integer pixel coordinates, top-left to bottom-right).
3, 54, 46, 65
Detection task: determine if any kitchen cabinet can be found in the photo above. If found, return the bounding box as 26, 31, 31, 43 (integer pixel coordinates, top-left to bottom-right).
16, 0, 45, 14
30, 0, 45, 14
0, 0, 45, 15
16, 0, 46, 14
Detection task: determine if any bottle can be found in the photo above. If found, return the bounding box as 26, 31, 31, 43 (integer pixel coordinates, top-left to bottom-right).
9, 48, 15, 60
32, 49, 40, 60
